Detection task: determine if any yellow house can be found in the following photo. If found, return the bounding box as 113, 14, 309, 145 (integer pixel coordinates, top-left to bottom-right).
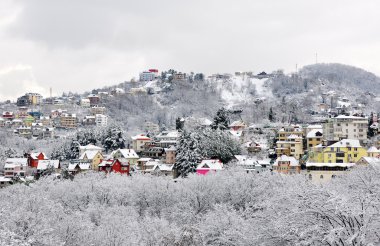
367, 146, 380, 158
306, 129, 323, 150
79, 150, 104, 170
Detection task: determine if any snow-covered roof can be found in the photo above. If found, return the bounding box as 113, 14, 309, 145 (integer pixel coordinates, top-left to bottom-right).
273, 155, 299, 166
367, 146, 380, 153
328, 139, 362, 148
111, 149, 139, 159
79, 150, 102, 160
156, 131, 180, 139
306, 124, 322, 129
37, 160, 60, 170
68, 163, 91, 171
4, 158, 28, 168
335, 115, 366, 120
229, 120, 247, 127
229, 130, 242, 138
165, 146, 177, 152
0, 176, 12, 182
137, 158, 152, 162
155, 164, 173, 172
197, 159, 223, 170
306, 162, 355, 168
30, 152, 47, 160
358, 157, 380, 166
287, 134, 302, 139
79, 144, 103, 151
200, 118, 212, 126
306, 129, 323, 138
131, 134, 151, 141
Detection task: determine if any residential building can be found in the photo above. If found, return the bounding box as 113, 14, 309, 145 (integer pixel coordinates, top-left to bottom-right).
98, 159, 130, 175
0, 177, 12, 188
272, 155, 300, 174
277, 125, 303, 141
95, 114, 108, 127
68, 162, 91, 174
82, 115, 96, 126
2, 111, 14, 120
323, 115, 368, 144
229, 120, 247, 131
164, 146, 176, 164
367, 146, 380, 158
91, 106, 106, 115
27, 152, 48, 168
306, 129, 323, 150
139, 71, 155, 81
87, 94, 100, 106
356, 157, 380, 166
110, 149, 139, 166
131, 134, 151, 152
79, 150, 104, 170
36, 160, 60, 175
60, 113, 77, 128
80, 98, 91, 107
276, 134, 304, 159
143, 121, 160, 134
196, 159, 223, 175
306, 162, 355, 183
79, 144, 103, 156
173, 73, 187, 80
156, 130, 179, 148
3, 158, 29, 178
309, 139, 367, 164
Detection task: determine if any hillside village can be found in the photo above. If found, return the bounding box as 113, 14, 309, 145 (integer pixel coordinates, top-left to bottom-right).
0, 65, 380, 188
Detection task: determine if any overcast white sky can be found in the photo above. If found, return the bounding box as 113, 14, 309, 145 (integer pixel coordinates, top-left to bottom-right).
1, 0, 380, 100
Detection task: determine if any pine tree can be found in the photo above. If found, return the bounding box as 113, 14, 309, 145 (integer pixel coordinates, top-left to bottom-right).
368, 112, 375, 138
176, 117, 184, 131
174, 130, 203, 177
101, 125, 125, 153
269, 107, 275, 122
211, 108, 230, 130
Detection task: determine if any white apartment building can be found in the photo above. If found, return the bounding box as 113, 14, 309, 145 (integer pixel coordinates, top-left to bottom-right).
323, 115, 368, 143
139, 71, 155, 82
95, 114, 108, 127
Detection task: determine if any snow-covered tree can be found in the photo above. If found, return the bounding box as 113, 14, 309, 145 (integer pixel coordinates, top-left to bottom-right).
174, 130, 203, 177
211, 107, 230, 130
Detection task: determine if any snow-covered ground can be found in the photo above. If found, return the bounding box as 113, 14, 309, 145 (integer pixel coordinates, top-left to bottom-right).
212, 76, 273, 108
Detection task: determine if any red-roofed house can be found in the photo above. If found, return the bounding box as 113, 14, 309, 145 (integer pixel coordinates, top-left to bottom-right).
131, 134, 151, 152
196, 159, 223, 175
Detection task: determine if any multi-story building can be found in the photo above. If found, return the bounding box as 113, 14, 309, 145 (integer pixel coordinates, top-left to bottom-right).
276, 134, 304, 160
87, 94, 100, 107
272, 155, 300, 174
131, 134, 151, 152
3, 158, 29, 178
95, 114, 108, 127
309, 139, 367, 163
277, 125, 303, 141
139, 71, 155, 81
91, 106, 106, 115
306, 162, 355, 183
323, 115, 368, 144
143, 121, 160, 134
306, 129, 323, 150
60, 113, 77, 129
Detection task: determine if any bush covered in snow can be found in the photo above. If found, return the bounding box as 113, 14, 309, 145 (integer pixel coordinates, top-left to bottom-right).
0, 166, 379, 245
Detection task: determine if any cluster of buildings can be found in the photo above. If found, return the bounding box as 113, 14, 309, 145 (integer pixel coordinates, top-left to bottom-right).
269, 114, 380, 182
0, 92, 110, 139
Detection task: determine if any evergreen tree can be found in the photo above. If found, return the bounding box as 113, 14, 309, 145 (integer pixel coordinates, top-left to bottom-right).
211, 108, 230, 130
269, 107, 275, 122
174, 130, 203, 177
176, 117, 184, 131
101, 125, 125, 153
368, 112, 375, 138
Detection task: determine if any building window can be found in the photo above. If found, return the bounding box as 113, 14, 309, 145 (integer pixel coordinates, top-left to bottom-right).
308, 174, 312, 180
